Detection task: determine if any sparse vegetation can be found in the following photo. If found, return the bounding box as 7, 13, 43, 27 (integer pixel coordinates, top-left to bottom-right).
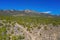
0, 10, 60, 40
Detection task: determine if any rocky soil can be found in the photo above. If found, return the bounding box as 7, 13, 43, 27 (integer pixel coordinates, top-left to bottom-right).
0, 20, 60, 40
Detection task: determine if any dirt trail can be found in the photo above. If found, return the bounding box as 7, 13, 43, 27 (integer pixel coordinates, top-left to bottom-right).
15, 23, 36, 40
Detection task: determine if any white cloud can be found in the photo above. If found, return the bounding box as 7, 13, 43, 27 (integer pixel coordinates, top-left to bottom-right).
42, 11, 51, 13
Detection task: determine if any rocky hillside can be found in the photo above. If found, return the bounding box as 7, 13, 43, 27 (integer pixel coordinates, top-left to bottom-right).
0, 9, 58, 17
0, 19, 60, 40
0, 10, 60, 40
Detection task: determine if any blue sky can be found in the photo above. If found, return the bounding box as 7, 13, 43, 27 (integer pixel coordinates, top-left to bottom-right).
0, 0, 60, 15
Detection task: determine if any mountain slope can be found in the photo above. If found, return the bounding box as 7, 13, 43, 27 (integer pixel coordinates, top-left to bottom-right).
0, 10, 55, 17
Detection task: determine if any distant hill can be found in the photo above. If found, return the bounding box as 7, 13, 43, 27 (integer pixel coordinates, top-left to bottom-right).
0, 9, 59, 17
